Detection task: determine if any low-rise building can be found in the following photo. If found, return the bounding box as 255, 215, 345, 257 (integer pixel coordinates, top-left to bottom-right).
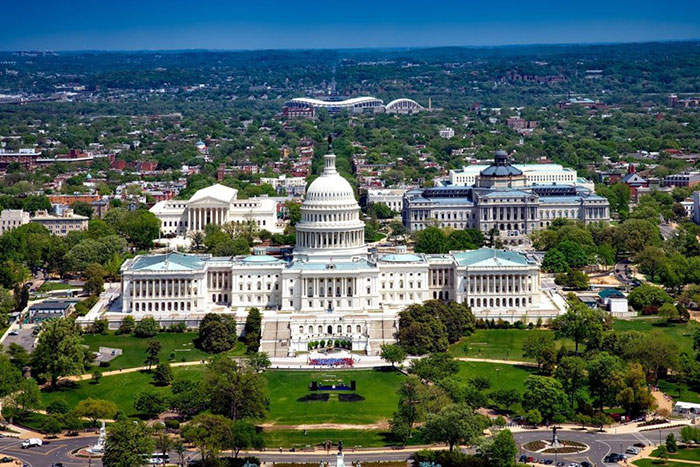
31, 208, 89, 236
260, 175, 307, 196
28, 300, 76, 323
439, 127, 455, 139
0, 209, 30, 235
664, 172, 700, 188
367, 188, 407, 213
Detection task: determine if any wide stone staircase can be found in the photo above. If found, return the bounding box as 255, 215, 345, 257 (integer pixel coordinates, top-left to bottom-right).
260, 319, 292, 357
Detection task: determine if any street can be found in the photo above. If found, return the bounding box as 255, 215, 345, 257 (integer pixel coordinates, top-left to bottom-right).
0, 426, 684, 467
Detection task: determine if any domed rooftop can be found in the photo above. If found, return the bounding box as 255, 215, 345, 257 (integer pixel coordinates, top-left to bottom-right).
304, 154, 356, 203
480, 150, 523, 177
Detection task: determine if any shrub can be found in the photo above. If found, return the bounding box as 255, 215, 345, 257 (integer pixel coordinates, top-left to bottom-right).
117, 315, 135, 335
134, 317, 158, 338
164, 419, 180, 430
46, 399, 70, 415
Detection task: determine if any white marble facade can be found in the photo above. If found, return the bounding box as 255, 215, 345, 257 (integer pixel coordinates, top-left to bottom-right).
121, 152, 563, 356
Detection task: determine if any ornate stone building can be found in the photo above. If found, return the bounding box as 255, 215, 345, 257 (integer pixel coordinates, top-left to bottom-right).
403, 151, 610, 244
119, 151, 564, 356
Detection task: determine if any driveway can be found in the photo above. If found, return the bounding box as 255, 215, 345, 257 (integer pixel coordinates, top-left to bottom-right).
1, 325, 36, 352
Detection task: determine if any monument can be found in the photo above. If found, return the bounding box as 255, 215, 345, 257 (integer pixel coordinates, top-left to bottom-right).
87, 421, 106, 454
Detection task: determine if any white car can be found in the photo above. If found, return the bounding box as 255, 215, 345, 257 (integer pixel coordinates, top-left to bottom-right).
21, 438, 42, 448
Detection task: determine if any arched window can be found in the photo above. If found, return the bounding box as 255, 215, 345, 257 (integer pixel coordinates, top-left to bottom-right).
327, 325, 332, 334
356, 325, 362, 333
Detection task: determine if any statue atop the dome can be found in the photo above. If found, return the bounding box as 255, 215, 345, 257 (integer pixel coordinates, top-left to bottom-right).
327, 134, 333, 151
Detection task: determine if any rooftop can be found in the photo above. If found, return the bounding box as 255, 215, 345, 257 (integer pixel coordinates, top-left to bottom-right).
129, 252, 207, 271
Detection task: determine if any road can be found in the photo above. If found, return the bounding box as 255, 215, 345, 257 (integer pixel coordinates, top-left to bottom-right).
613, 260, 638, 287
659, 223, 676, 242
0, 426, 685, 467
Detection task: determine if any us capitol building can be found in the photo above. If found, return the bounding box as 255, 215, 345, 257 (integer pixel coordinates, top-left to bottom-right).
117, 151, 564, 357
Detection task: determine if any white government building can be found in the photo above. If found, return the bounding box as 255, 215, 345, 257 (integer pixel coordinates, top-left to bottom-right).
118, 152, 563, 356
449, 162, 594, 190
150, 184, 283, 236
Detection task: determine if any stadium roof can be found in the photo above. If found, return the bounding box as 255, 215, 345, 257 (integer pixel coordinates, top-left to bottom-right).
287, 96, 383, 109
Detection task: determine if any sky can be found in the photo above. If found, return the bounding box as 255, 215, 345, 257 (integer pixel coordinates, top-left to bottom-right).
2, 0, 700, 51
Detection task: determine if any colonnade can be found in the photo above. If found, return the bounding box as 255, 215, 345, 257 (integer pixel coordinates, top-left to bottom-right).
131, 278, 197, 297
304, 277, 357, 298
188, 207, 228, 231
297, 229, 363, 249
463, 273, 535, 294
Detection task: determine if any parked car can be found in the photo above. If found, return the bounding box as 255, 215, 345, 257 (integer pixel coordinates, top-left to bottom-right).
8, 330, 17, 336
21, 438, 42, 449
626, 446, 641, 455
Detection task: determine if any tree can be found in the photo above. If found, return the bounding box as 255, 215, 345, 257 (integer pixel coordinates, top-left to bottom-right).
617, 362, 656, 416
666, 433, 678, 453
115, 209, 161, 250
134, 317, 159, 338
380, 344, 407, 369
542, 250, 570, 275
188, 230, 206, 251
628, 284, 673, 311
203, 356, 269, 421
522, 333, 556, 374
489, 389, 522, 412
422, 403, 488, 451
397, 302, 449, 355
409, 353, 459, 382
657, 445, 669, 463
182, 413, 232, 464
31, 318, 89, 387
635, 246, 666, 282
198, 313, 237, 353
524, 409, 542, 427
522, 376, 569, 424
46, 398, 71, 415
659, 303, 680, 322
0, 354, 21, 398
414, 226, 448, 254
4, 378, 41, 420
154, 430, 175, 467
591, 412, 612, 432
84, 263, 106, 296
103, 418, 154, 467
42, 414, 64, 436
555, 356, 587, 408
92, 370, 102, 384
73, 398, 118, 426
144, 340, 162, 370
246, 352, 271, 373
134, 390, 168, 419
552, 299, 604, 355
118, 315, 135, 335
587, 352, 624, 411
633, 330, 679, 384
243, 307, 262, 354
154, 361, 173, 386
480, 429, 517, 467
170, 378, 207, 418
228, 419, 264, 457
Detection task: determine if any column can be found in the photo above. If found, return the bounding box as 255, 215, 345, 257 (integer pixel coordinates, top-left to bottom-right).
187, 209, 191, 232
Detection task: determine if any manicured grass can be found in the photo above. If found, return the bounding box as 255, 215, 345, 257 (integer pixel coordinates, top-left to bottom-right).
40, 362, 532, 428
634, 459, 697, 467
456, 361, 535, 394
82, 331, 244, 370
42, 366, 203, 417
449, 329, 555, 361
266, 369, 405, 425
652, 447, 700, 462
612, 318, 698, 356
38, 282, 78, 292
657, 380, 700, 403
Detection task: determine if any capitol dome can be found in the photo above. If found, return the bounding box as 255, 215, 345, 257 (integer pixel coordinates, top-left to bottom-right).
294, 153, 367, 262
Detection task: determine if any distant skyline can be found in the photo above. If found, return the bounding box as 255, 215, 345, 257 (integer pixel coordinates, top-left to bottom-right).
2, 0, 700, 51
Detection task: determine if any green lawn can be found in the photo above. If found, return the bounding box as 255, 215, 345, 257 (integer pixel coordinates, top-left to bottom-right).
266, 369, 405, 425
39, 362, 533, 428
82, 331, 244, 370
449, 329, 560, 362
634, 459, 698, 467
456, 361, 535, 393
38, 282, 78, 292
42, 366, 203, 417
612, 318, 698, 356
652, 447, 700, 462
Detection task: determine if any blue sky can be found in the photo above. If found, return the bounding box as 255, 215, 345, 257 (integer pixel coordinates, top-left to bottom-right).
2, 0, 700, 51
